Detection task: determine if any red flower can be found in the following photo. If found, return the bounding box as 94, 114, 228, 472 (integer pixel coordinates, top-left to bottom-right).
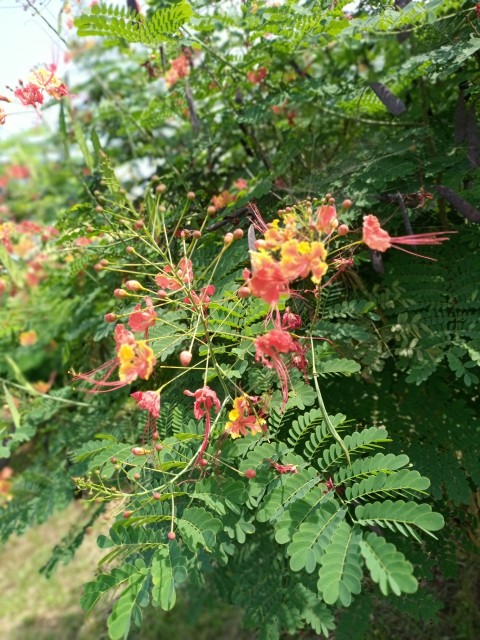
246, 253, 290, 306
184, 284, 215, 310
184, 385, 220, 419
225, 395, 265, 439
131, 390, 161, 418
14, 83, 44, 108
269, 460, 298, 474
281, 307, 302, 330
128, 297, 157, 335
184, 386, 221, 464
155, 257, 194, 291
362, 215, 453, 258
315, 204, 338, 234
255, 329, 298, 407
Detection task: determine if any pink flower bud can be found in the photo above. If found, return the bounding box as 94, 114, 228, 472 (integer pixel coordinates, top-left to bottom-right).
125, 280, 143, 291
157, 289, 167, 299
123, 511, 133, 519
337, 224, 349, 236
167, 531, 176, 540
131, 447, 147, 456
180, 350, 193, 366
192, 230, 202, 239
237, 286, 251, 298
134, 220, 144, 230
153, 492, 161, 500
233, 228, 244, 240
104, 313, 117, 323
126, 246, 135, 253
244, 468, 256, 479
187, 191, 195, 200
114, 288, 127, 298
342, 199, 353, 209
224, 232, 233, 244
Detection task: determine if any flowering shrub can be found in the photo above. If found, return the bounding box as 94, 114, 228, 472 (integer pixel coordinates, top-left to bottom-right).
1, 1, 480, 639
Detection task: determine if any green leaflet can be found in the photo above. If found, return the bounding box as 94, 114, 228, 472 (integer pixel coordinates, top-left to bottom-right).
288, 500, 347, 573
107, 562, 150, 640
176, 506, 222, 551
81, 563, 139, 612
345, 469, 430, 502
355, 500, 445, 541
360, 532, 418, 596
151, 542, 187, 611
75, 2, 193, 44
317, 522, 363, 607
193, 476, 248, 515
256, 467, 320, 523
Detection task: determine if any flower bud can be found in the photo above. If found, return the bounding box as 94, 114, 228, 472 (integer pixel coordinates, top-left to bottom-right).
123, 510, 133, 519
156, 183, 167, 193
233, 228, 244, 240
207, 205, 216, 216
337, 224, 349, 236
126, 246, 135, 254
114, 288, 127, 298
133, 473, 141, 480
180, 350, 193, 367
104, 313, 117, 323
125, 280, 143, 291
157, 289, 167, 299
237, 286, 251, 299
167, 531, 176, 540
134, 220, 144, 230
187, 191, 195, 200
153, 492, 161, 500
342, 199, 353, 209
244, 468, 256, 479
224, 232, 233, 245
131, 447, 147, 456
192, 230, 202, 239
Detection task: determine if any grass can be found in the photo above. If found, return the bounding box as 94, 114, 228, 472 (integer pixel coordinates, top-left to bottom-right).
0, 501, 250, 640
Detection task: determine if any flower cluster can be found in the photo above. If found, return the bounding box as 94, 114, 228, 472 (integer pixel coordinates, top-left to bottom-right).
244, 199, 343, 306
13, 64, 69, 110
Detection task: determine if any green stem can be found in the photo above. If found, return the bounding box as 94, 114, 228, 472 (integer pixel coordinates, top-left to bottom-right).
309, 336, 350, 466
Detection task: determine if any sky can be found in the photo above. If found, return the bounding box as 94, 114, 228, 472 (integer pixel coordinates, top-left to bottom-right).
0, 0, 67, 135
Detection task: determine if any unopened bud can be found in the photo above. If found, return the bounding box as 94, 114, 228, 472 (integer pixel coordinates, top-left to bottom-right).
125, 280, 143, 291
156, 183, 167, 193
244, 468, 256, 479
157, 289, 167, 299
337, 224, 349, 236
123, 510, 133, 519
131, 447, 147, 456
192, 230, 202, 239
342, 199, 353, 209
180, 350, 193, 366
237, 286, 251, 299
114, 288, 127, 298
233, 228, 244, 240
167, 531, 176, 540
134, 220, 144, 230
187, 191, 195, 200
104, 313, 117, 323
224, 232, 234, 245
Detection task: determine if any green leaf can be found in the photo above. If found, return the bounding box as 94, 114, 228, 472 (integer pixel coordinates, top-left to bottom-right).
81, 564, 138, 611
107, 566, 149, 640
3, 383, 20, 430
256, 467, 320, 523
345, 469, 430, 502
151, 542, 187, 611
176, 506, 222, 552
355, 500, 444, 540
318, 522, 363, 607
360, 532, 418, 596
288, 500, 347, 572
193, 476, 248, 515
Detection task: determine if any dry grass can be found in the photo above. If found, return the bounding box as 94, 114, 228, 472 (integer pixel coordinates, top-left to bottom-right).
0, 501, 249, 640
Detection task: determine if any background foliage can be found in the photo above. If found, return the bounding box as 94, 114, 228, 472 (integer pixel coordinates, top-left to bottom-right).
1, 0, 479, 638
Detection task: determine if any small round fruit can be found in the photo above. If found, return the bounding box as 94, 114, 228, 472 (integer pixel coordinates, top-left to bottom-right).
167, 531, 176, 540
133, 473, 141, 480
153, 492, 161, 500
123, 510, 133, 519
342, 199, 353, 209
244, 468, 256, 479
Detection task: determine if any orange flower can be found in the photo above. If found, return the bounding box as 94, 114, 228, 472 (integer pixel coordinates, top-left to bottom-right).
118, 340, 156, 383
225, 396, 265, 439
279, 240, 327, 284
19, 330, 37, 346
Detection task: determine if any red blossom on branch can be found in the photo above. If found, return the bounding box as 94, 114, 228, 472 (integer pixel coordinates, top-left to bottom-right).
128, 297, 157, 336
362, 215, 454, 259
184, 386, 221, 464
